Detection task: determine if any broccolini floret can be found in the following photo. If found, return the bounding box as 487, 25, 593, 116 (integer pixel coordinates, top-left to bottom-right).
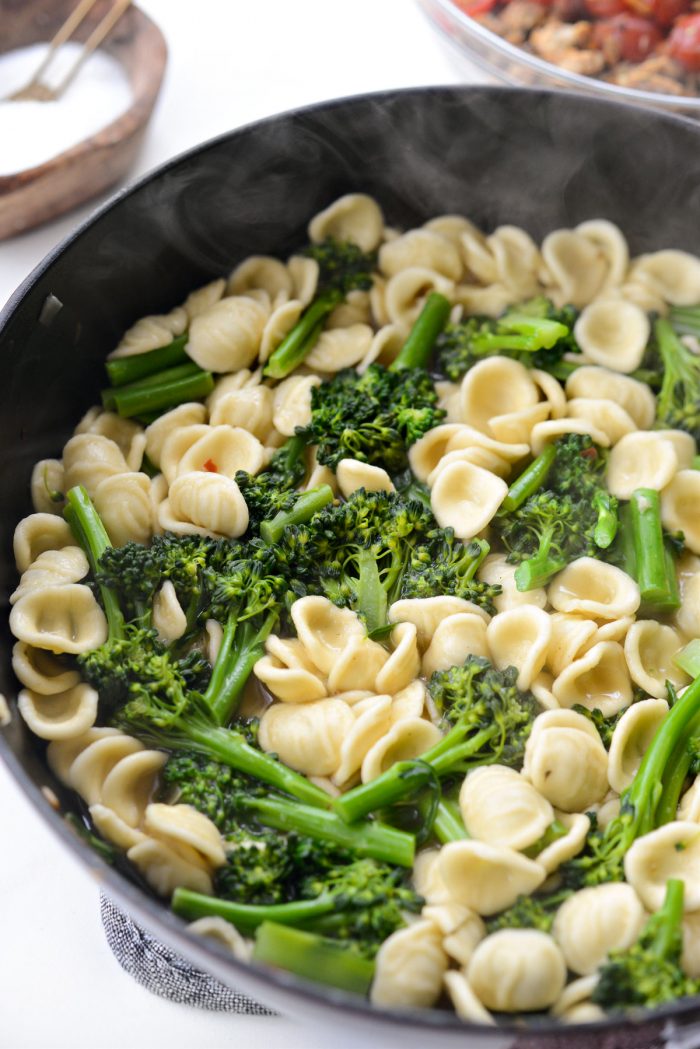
334, 656, 539, 824
263, 238, 378, 380
592, 880, 699, 1013
654, 316, 700, 445
486, 889, 573, 935
173, 856, 422, 959
298, 363, 444, 474
492, 434, 618, 591
436, 297, 579, 381
562, 674, 700, 888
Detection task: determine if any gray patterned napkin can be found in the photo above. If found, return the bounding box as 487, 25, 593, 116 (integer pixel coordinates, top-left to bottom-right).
100, 894, 274, 1013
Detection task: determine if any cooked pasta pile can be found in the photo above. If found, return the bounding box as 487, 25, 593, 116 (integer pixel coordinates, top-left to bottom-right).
10, 193, 700, 1023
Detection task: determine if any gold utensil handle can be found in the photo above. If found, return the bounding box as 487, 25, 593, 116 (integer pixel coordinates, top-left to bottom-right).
54, 0, 133, 98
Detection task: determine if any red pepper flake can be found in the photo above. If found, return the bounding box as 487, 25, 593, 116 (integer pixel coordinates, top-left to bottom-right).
581, 446, 598, 460
203, 458, 219, 472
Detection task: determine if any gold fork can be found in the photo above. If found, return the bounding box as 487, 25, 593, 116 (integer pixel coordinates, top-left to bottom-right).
6, 0, 132, 103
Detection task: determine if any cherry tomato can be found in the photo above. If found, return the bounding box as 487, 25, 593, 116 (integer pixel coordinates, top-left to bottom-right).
584, 0, 626, 19
624, 0, 690, 24
453, 0, 500, 15
592, 13, 662, 61
649, 0, 691, 26
668, 12, 700, 70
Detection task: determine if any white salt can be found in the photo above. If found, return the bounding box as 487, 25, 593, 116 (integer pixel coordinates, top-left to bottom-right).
0, 42, 133, 176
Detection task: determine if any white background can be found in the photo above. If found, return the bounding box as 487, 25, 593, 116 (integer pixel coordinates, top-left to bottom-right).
0, 3, 483, 1047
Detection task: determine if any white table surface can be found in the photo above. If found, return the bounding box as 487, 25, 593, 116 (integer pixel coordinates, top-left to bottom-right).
0, 3, 484, 1047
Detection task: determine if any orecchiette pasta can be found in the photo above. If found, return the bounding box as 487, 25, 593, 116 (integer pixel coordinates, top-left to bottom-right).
662, 470, 700, 555
10, 546, 89, 604
13, 514, 76, 574
573, 300, 650, 374
160, 472, 249, 538
552, 884, 646, 976
486, 605, 551, 690
186, 296, 267, 373
370, 920, 448, 1009
523, 709, 609, 812
438, 840, 546, 915
467, 930, 567, 1012
258, 698, 354, 777
10, 584, 108, 654
607, 431, 680, 500
459, 766, 553, 851
625, 822, 700, 911
308, 193, 384, 253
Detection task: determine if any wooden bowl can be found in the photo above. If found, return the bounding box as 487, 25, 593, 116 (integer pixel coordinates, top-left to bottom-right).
0, 0, 167, 240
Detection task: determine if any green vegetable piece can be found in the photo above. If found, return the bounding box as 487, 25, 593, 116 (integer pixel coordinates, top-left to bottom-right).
334, 656, 538, 824
676, 639, 700, 679
105, 334, 189, 387
592, 879, 700, 1012
501, 444, 556, 513
253, 923, 375, 996
629, 488, 680, 615
108, 365, 214, 418
260, 485, 334, 546
389, 292, 451, 371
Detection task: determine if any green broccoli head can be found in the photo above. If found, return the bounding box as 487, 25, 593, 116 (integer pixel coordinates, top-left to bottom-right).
655, 317, 700, 445
486, 889, 572, 935
298, 364, 444, 473
78, 623, 210, 716
216, 831, 350, 907
400, 536, 501, 613
493, 435, 618, 591
436, 297, 579, 381
96, 532, 225, 624
298, 858, 423, 958
235, 435, 308, 532
428, 655, 539, 772
276, 488, 438, 629
592, 879, 699, 1013
303, 237, 377, 296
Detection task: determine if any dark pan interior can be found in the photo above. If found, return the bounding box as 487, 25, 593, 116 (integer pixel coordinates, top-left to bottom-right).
4, 85, 700, 1047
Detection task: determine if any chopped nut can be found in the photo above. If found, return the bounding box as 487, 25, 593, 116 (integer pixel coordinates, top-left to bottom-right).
530, 19, 593, 60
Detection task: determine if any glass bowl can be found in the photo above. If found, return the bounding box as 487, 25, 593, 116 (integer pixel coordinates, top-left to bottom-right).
418, 0, 700, 116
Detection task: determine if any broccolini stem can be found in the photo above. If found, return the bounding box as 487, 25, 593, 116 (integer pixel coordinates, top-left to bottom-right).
105, 364, 214, 419
334, 728, 496, 825
64, 485, 124, 640
429, 726, 499, 774
651, 879, 685, 958
433, 798, 469, 844
172, 887, 338, 936
676, 639, 700, 679
102, 362, 201, 409
655, 709, 700, 826
669, 306, 700, 337
334, 759, 441, 825
260, 484, 334, 545
241, 794, 415, 867
252, 922, 375, 996
471, 314, 569, 355
105, 335, 189, 387
627, 673, 700, 836
629, 489, 680, 614
204, 610, 279, 726
184, 724, 331, 808
501, 444, 557, 513
592, 490, 618, 549
389, 292, 451, 371
263, 292, 342, 380
514, 550, 567, 593
356, 547, 387, 634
